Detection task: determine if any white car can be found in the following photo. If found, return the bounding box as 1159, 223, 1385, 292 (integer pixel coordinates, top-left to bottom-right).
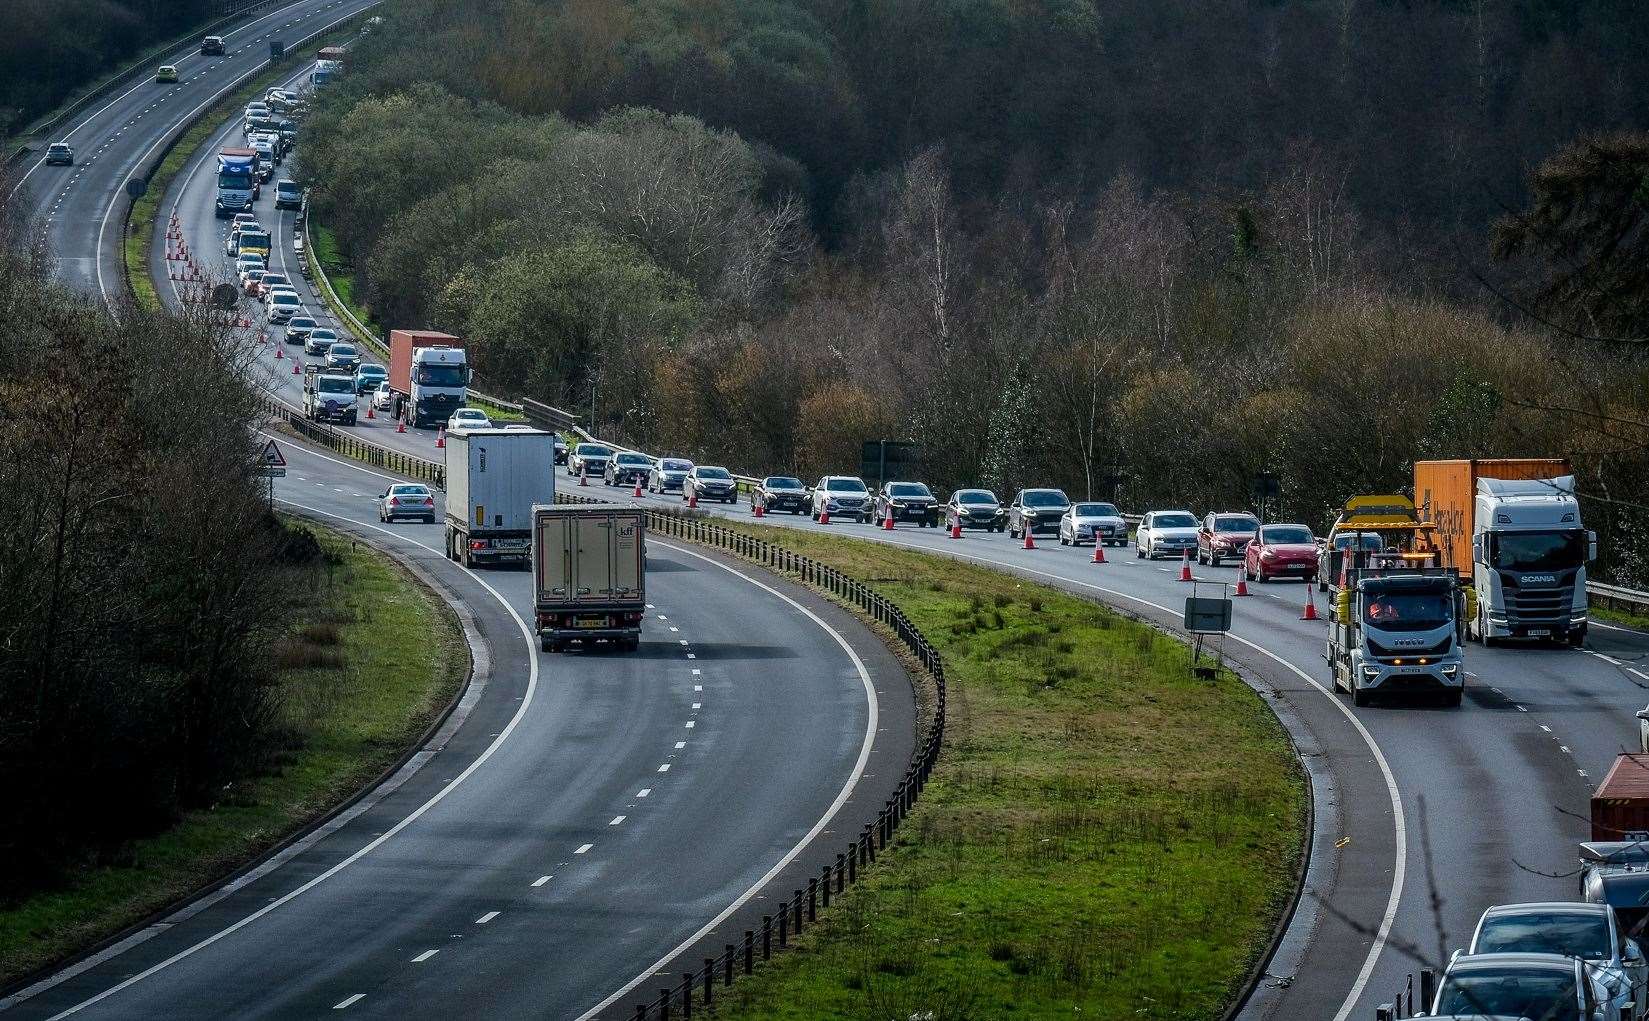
263, 286, 299, 309
447, 408, 492, 431
372, 382, 396, 411
1135, 510, 1200, 560
304, 327, 340, 356
1059, 501, 1129, 547
266, 292, 303, 324
235, 254, 265, 280
1464, 902, 1647, 1021
240, 269, 267, 295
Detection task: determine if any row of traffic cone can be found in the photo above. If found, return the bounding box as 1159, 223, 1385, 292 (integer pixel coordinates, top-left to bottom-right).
1173, 549, 1318, 619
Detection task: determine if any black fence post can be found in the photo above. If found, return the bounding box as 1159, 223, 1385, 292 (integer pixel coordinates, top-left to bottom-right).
681, 975, 693, 1018
821, 865, 831, 909
659, 992, 671, 1021
703, 960, 714, 1005
744, 930, 755, 973
794, 890, 804, 933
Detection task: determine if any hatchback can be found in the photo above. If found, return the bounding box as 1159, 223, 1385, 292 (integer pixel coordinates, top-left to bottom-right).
266, 292, 302, 323
304, 328, 339, 355
156, 65, 179, 83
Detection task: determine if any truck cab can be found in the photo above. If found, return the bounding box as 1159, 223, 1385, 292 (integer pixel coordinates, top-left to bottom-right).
1326, 566, 1467, 707
1470, 475, 1595, 646
214, 148, 259, 217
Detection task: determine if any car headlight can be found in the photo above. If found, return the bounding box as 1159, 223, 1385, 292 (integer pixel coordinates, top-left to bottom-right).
1441, 664, 1458, 676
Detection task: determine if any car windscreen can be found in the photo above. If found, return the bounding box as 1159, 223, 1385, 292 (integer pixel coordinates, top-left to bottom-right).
1153, 513, 1196, 528
1474, 912, 1610, 961
390, 486, 428, 497
1215, 517, 1259, 532
1022, 491, 1069, 507
308, 332, 337, 343
887, 483, 931, 497
288, 318, 316, 329
698, 467, 732, 479
1363, 587, 1453, 632
1492, 530, 1586, 572
272, 294, 299, 306
358, 366, 384, 377
317, 378, 353, 394
1433, 969, 1579, 1021
1262, 526, 1313, 544
827, 478, 867, 493
1335, 532, 1385, 550
661, 459, 692, 471
1073, 503, 1117, 516
414, 364, 465, 386
615, 453, 650, 464
954, 490, 997, 505
765, 477, 801, 489
329, 346, 356, 357
576, 444, 612, 456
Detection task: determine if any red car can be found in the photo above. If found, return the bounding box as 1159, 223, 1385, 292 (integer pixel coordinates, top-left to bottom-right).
1197, 511, 1260, 566
1244, 523, 1320, 582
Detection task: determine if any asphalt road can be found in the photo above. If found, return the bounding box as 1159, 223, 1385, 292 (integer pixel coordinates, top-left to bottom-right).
9, 0, 383, 302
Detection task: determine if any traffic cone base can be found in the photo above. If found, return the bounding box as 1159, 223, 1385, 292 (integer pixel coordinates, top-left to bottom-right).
688, 493, 698, 508
1301, 590, 1319, 621
291, 362, 299, 374
365, 405, 374, 419
435, 429, 446, 449
579, 469, 588, 487
634, 481, 643, 498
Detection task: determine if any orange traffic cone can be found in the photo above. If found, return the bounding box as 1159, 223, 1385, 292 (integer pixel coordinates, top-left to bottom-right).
1301, 587, 1319, 621
688, 492, 698, 509
291, 362, 299, 375
396, 420, 406, 434
1179, 550, 1193, 581
819, 507, 831, 525
1234, 572, 1249, 596
435, 428, 445, 449
579, 468, 588, 487
274, 344, 283, 359
1023, 527, 1036, 550
882, 510, 895, 531
949, 520, 961, 539
365, 405, 374, 419
753, 500, 764, 518
1092, 543, 1106, 564
634, 480, 643, 498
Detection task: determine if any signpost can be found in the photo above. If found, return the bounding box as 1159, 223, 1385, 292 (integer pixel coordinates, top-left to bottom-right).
259, 439, 287, 509
1183, 589, 1233, 678
860, 440, 918, 490
1252, 471, 1280, 524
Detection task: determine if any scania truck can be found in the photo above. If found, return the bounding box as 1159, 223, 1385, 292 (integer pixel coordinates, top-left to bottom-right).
389, 329, 469, 429
1326, 564, 1469, 707
1415, 459, 1596, 646
215, 148, 259, 217
443, 427, 556, 569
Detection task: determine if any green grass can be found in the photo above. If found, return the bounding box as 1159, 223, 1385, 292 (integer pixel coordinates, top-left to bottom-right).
0, 521, 467, 988
1594, 604, 1649, 632
706, 524, 1306, 1021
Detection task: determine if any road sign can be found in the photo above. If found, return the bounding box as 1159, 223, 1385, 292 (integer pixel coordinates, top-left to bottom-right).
258, 466, 287, 478
1184, 596, 1232, 634
261, 439, 287, 469
860, 439, 918, 488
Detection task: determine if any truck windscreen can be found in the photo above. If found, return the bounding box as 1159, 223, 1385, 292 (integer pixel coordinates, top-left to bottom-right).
415, 364, 466, 386
1363, 588, 1453, 632
1492, 530, 1585, 572
218, 169, 252, 187
318, 378, 353, 394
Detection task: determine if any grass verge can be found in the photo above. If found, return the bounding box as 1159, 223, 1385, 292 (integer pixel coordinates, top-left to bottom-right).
708, 523, 1307, 1020
1594, 604, 1649, 633
0, 520, 467, 988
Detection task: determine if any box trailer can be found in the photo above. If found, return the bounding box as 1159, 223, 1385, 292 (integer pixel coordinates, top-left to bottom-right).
443, 428, 556, 568
532, 504, 647, 652
1593, 754, 1649, 842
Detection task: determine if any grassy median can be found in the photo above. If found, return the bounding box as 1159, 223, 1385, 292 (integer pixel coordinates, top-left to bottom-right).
710, 525, 1306, 1020
0, 522, 467, 988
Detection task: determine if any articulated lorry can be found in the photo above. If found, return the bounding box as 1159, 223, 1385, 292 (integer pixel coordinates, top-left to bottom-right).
1414, 459, 1596, 646
532, 504, 647, 652
389, 329, 469, 429
443, 427, 557, 568
312, 46, 346, 87
215, 148, 259, 217
1326, 563, 1469, 707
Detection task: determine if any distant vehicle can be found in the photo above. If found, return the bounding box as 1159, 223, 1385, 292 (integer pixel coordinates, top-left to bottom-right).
234, 256, 265, 284
1326, 561, 1467, 706
303, 369, 356, 424
231, 228, 271, 260
283, 315, 318, 345
605, 451, 653, 488
533, 504, 645, 652
303, 328, 339, 355
372, 381, 395, 411
325, 343, 360, 372
216, 148, 260, 217
755, 476, 808, 514
875, 482, 940, 526
231, 212, 259, 231
648, 457, 693, 494
201, 35, 225, 55
685, 466, 737, 504
1059, 501, 1127, 547
267, 292, 303, 324
354, 364, 386, 395
240, 269, 267, 296
252, 272, 288, 297
1318, 494, 1444, 598
45, 142, 73, 165
156, 65, 178, 83
567, 443, 613, 478
275, 180, 303, 210
249, 137, 278, 177
553, 436, 567, 464
1465, 902, 1646, 1021
1007, 488, 1070, 539
378, 483, 436, 524
447, 408, 491, 431
262, 285, 298, 309
811, 476, 872, 522
445, 427, 556, 569
1197, 512, 1260, 567
1136, 510, 1199, 559
945, 489, 1006, 532
1244, 524, 1319, 582
1429, 952, 1610, 1021
389, 330, 468, 429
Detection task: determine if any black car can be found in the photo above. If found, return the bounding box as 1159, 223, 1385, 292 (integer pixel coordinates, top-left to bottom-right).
945, 489, 1007, 532
756, 476, 808, 514
604, 451, 653, 487
875, 481, 940, 526
554, 437, 568, 465
1008, 488, 1071, 538
685, 466, 737, 504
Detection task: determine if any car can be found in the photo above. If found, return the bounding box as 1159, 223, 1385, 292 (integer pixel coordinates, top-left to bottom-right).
685, 466, 738, 504
811, 476, 872, 522
240, 269, 267, 296
250, 138, 278, 175
1244, 524, 1320, 583
283, 315, 318, 345
755, 476, 808, 514
235, 254, 266, 280
263, 287, 299, 313
1007, 488, 1071, 539
1059, 501, 1128, 547
275, 180, 303, 210
875, 481, 940, 526
605, 451, 653, 487
156, 65, 179, 83
553, 437, 568, 464
325, 344, 360, 372
567, 443, 613, 478
1197, 512, 1261, 566
252, 272, 288, 297
201, 35, 225, 55
446, 408, 492, 432
945, 488, 1006, 532
378, 484, 436, 524
1465, 902, 1647, 1021
1430, 951, 1613, 1021
303, 327, 339, 356
1136, 510, 1200, 560
244, 102, 270, 120
372, 381, 396, 412
354, 364, 387, 395
45, 142, 74, 166
648, 457, 693, 493
267, 292, 303, 324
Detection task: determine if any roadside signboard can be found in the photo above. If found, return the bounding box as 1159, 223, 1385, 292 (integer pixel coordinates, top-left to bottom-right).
259, 438, 287, 478
1184, 596, 1232, 634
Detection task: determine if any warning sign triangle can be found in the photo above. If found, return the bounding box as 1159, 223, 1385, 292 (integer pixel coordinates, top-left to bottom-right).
261, 439, 287, 467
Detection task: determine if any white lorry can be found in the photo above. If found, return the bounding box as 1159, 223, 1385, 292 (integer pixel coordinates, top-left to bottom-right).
443, 427, 557, 568
532, 505, 647, 652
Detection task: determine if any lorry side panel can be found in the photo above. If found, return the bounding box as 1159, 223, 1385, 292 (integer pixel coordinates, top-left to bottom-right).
443, 431, 472, 529
611, 514, 643, 598
1415, 458, 1572, 575
498, 434, 554, 532
388, 329, 462, 396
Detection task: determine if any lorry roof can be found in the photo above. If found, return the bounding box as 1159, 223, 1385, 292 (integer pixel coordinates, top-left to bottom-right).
1596, 754, 1649, 801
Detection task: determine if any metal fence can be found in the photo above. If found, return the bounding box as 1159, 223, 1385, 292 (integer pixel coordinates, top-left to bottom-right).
262, 397, 445, 486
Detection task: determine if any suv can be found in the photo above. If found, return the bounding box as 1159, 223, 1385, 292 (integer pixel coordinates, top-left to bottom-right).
1197, 512, 1260, 567
1007, 489, 1071, 539
45, 142, 74, 166
685, 466, 738, 504
811, 477, 872, 522
945, 489, 1006, 532
875, 482, 940, 527
605, 452, 653, 488
275, 180, 303, 210
201, 35, 226, 55
567, 443, 613, 478
756, 476, 808, 514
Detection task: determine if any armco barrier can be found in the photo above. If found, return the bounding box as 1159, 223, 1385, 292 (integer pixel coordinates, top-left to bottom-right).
549, 490, 946, 1020
263, 397, 446, 487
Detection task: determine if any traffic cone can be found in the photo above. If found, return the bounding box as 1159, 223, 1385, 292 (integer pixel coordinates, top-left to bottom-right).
819, 507, 831, 525
579, 468, 588, 487
949, 520, 961, 539
1301, 587, 1319, 621
396, 420, 406, 434
753, 500, 764, 518
1023, 528, 1036, 550
634, 480, 643, 498
882, 510, 895, 531
1179, 550, 1193, 581
688, 492, 698, 509
365, 405, 374, 420
435, 429, 445, 449
1092, 543, 1106, 564
1234, 572, 1248, 596
274, 344, 283, 359
291, 362, 300, 375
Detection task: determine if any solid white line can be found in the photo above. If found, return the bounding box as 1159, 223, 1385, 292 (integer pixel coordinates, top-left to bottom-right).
574, 843, 593, 855
411, 949, 438, 963
332, 994, 364, 1010
46, 500, 541, 1019
475, 911, 499, 925
1592, 618, 1648, 635
1631, 669, 1649, 682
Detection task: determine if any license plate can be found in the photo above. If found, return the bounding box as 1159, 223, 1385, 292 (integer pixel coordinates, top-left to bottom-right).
576, 618, 608, 629
1527, 629, 1551, 637
495, 539, 529, 549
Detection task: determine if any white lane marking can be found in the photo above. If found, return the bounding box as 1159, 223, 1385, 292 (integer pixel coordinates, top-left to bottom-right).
678, 639, 689, 646
656, 764, 670, 772
691, 669, 701, 675
1540, 725, 1552, 732
532, 876, 551, 887
686, 653, 696, 660
1560, 746, 1572, 754
1516, 704, 1528, 712
411, 949, 438, 963
1589, 651, 1625, 666
333, 994, 364, 1010
674, 741, 685, 750
609, 816, 626, 826
684, 721, 695, 729
574, 844, 593, 855
691, 702, 701, 709
669, 626, 680, 632
636, 789, 651, 798
693, 685, 702, 692
575, 538, 880, 1020
475, 911, 499, 924
1631, 669, 1649, 682
1592, 618, 1648, 635
46, 495, 540, 1019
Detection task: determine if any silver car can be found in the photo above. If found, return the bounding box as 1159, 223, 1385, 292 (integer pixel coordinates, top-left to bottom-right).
1431, 951, 1614, 1021
1059, 501, 1128, 547
567, 443, 613, 478
1136, 510, 1199, 560
1468, 902, 1647, 1020
377, 483, 436, 524
649, 457, 694, 493
811, 476, 872, 522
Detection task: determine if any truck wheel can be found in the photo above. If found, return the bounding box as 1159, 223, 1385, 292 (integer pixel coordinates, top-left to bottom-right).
1443, 689, 1464, 708
1351, 686, 1370, 707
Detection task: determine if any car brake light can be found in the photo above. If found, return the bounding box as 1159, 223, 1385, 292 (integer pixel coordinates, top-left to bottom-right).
390, 497, 400, 505
470, 541, 486, 550
424, 498, 435, 506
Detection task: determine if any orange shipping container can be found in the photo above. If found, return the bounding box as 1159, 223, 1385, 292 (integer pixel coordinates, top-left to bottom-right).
389, 329, 463, 396
1413, 458, 1570, 575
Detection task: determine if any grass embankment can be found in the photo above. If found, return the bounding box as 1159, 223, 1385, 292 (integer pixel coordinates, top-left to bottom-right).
710, 525, 1306, 1020
1595, 604, 1649, 632
0, 522, 467, 988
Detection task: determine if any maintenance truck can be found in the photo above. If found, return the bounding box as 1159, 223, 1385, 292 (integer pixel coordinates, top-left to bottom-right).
1415, 459, 1595, 646
1317, 494, 1443, 597
443, 427, 556, 569
532, 504, 646, 652
302, 366, 358, 425
1325, 562, 1469, 707
389, 329, 469, 429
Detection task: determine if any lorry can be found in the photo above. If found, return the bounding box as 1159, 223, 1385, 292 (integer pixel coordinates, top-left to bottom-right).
1325, 562, 1469, 707
532, 504, 647, 652
1591, 754, 1649, 843
389, 329, 469, 429
1414, 459, 1596, 646
303, 366, 358, 425
1317, 494, 1443, 597
215, 148, 259, 217
312, 46, 346, 88
443, 427, 557, 569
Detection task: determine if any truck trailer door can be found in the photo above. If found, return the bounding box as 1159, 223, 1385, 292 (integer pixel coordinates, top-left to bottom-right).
572, 515, 616, 600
